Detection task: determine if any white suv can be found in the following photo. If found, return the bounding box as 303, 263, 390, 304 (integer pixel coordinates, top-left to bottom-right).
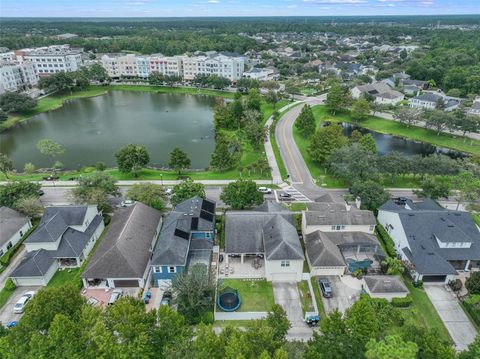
13, 291, 35, 314
258, 187, 272, 194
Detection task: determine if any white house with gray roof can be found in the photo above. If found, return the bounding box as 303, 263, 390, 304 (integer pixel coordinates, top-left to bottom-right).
0, 207, 32, 258
10, 205, 104, 286
224, 201, 304, 282
378, 198, 480, 284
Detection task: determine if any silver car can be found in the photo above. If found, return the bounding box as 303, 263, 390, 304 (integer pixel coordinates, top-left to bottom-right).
108, 289, 124, 305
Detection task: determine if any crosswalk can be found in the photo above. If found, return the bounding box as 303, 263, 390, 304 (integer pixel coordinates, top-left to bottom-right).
276, 183, 312, 202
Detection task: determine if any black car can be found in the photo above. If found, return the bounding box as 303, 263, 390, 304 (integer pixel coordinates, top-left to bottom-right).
318, 278, 333, 298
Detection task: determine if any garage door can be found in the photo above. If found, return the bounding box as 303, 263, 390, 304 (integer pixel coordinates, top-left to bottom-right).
422, 275, 447, 283
271, 273, 298, 282
113, 279, 139, 287
13, 277, 44, 286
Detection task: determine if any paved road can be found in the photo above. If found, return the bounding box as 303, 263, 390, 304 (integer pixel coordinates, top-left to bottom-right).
424, 285, 477, 351
272, 281, 313, 341
0, 286, 39, 327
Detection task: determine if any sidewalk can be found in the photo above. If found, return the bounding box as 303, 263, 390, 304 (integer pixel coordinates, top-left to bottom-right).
0, 247, 26, 289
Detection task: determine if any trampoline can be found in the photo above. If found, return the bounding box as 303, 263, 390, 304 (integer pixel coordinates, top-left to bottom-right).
217, 287, 241, 312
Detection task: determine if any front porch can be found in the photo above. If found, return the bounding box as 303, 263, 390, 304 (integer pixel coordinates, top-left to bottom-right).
218, 254, 265, 279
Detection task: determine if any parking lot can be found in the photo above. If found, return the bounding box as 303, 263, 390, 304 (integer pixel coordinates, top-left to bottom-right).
319, 276, 361, 314
0, 286, 39, 327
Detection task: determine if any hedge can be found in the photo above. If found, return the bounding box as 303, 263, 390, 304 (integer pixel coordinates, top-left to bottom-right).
462, 295, 480, 328
376, 224, 397, 258
391, 295, 413, 308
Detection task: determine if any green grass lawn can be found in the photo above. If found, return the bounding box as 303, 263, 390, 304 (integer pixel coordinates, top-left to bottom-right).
298, 280, 314, 314
312, 105, 480, 155
472, 213, 480, 227
219, 279, 274, 312
0, 285, 16, 310
283, 202, 307, 212
402, 280, 451, 343
310, 276, 327, 322
212, 319, 254, 328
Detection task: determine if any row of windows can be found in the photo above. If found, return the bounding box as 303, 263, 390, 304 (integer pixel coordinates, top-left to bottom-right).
153, 266, 176, 274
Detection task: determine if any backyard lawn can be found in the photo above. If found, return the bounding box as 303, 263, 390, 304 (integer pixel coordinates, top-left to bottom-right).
219, 279, 275, 312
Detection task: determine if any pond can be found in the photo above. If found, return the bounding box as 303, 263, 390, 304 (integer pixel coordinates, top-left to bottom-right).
340, 123, 465, 159
0, 91, 217, 170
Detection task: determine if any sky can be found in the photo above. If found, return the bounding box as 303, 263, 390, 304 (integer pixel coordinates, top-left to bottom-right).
1, 0, 479, 17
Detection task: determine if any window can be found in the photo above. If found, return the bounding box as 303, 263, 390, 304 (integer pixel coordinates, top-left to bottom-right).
168, 266, 176, 273
281, 260, 290, 267
6, 242, 12, 250
369, 225, 375, 231
153, 267, 162, 273
19, 231, 23, 237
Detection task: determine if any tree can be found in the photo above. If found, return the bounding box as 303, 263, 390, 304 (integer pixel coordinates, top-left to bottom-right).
265, 90, 279, 109
246, 88, 262, 111
0, 92, 37, 114
86, 63, 109, 82
465, 272, 480, 294
115, 144, 150, 177
220, 180, 264, 209
295, 104, 316, 138
210, 141, 236, 171
0, 153, 13, 179
358, 133, 377, 154
350, 129, 363, 143
245, 121, 266, 149
0, 181, 41, 208
171, 179, 205, 206
23, 162, 35, 175
14, 196, 43, 218
414, 176, 451, 200
393, 107, 422, 128
126, 183, 166, 210
365, 335, 418, 359
378, 151, 408, 183
38, 71, 76, 93
351, 98, 371, 122
350, 180, 389, 211
459, 334, 480, 359
401, 325, 456, 359
453, 112, 480, 138
326, 83, 350, 115
456, 172, 480, 210
424, 110, 453, 135
381, 257, 405, 275
70, 172, 119, 211
149, 71, 165, 85
308, 124, 348, 165
328, 144, 378, 183
168, 147, 191, 174
265, 305, 291, 343
0, 109, 7, 122
36, 139, 65, 174
172, 263, 213, 324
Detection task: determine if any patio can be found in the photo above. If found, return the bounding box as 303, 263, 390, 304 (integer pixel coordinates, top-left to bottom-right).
218, 254, 265, 279
81, 287, 139, 308
341, 249, 383, 274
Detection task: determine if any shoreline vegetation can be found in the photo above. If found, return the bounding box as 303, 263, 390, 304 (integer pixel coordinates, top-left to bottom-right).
0, 85, 283, 181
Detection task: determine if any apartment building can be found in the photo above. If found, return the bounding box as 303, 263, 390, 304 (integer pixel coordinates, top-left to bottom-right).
149, 55, 183, 77
0, 61, 38, 94
16, 45, 82, 76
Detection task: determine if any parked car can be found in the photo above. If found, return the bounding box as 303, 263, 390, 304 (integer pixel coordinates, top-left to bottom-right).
318, 278, 333, 298
13, 291, 35, 314
160, 291, 172, 306
108, 289, 124, 305
120, 200, 136, 207
6, 321, 17, 329
258, 187, 272, 194
278, 191, 292, 199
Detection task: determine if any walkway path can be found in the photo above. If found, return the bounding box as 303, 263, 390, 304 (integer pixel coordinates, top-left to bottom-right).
0, 247, 26, 289
424, 284, 477, 351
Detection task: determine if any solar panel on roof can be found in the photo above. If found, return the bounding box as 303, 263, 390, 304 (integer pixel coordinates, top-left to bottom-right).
200, 210, 214, 222
201, 200, 215, 214
174, 228, 190, 240
191, 217, 199, 230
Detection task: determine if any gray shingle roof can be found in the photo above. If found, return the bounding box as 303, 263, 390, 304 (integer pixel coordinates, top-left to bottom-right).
151, 197, 216, 266
364, 275, 408, 294
10, 249, 55, 278
82, 203, 161, 280
225, 205, 303, 261
26, 206, 88, 244
255, 201, 289, 213
305, 208, 376, 226
306, 202, 347, 212
54, 215, 103, 258
0, 207, 29, 247
413, 93, 441, 103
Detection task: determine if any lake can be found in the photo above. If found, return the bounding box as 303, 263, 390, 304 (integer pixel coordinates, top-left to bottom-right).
0, 91, 217, 170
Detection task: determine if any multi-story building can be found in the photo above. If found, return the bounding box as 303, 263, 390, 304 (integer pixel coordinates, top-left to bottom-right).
149, 55, 183, 77
17, 45, 82, 76
0, 61, 38, 94
182, 53, 245, 81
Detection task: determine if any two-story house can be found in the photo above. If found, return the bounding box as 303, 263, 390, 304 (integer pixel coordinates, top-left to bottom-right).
0, 207, 32, 258
10, 205, 104, 286
150, 197, 216, 287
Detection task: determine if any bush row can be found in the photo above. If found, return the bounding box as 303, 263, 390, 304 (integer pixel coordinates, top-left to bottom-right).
391, 295, 413, 308
376, 224, 397, 258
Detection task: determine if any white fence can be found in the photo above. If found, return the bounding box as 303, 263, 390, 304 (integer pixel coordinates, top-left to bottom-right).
214, 311, 268, 321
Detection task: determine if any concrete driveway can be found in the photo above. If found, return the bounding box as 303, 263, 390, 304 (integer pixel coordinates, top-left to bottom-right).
272, 281, 313, 341
424, 285, 477, 351
0, 286, 39, 327
320, 276, 361, 314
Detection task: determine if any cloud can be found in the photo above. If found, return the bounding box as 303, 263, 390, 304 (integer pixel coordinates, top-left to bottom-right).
303, 0, 367, 4
207, 0, 220, 2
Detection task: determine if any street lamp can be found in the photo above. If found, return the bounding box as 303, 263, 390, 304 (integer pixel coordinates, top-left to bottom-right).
160, 173, 163, 186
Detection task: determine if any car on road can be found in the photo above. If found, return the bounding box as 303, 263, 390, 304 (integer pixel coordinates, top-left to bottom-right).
258, 187, 272, 194
13, 291, 35, 314
108, 289, 124, 305
120, 200, 136, 207
278, 191, 292, 199
318, 277, 333, 298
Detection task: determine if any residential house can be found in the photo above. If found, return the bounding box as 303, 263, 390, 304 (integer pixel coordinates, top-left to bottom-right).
409, 93, 460, 112
81, 203, 160, 289
351, 82, 404, 105
243, 67, 278, 81
10, 205, 104, 286
467, 97, 480, 117
150, 196, 216, 287
224, 201, 304, 282
0, 207, 32, 258
378, 198, 480, 284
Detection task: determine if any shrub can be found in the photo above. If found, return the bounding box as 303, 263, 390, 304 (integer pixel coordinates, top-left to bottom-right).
376, 224, 397, 257
466, 272, 480, 294
4, 278, 16, 291
103, 214, 111, 226
95, 162, 106, 171
200, 311, 214, 324
391, 295, 413, 308
448, 279, 462, 293
413, 280, 424, 288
